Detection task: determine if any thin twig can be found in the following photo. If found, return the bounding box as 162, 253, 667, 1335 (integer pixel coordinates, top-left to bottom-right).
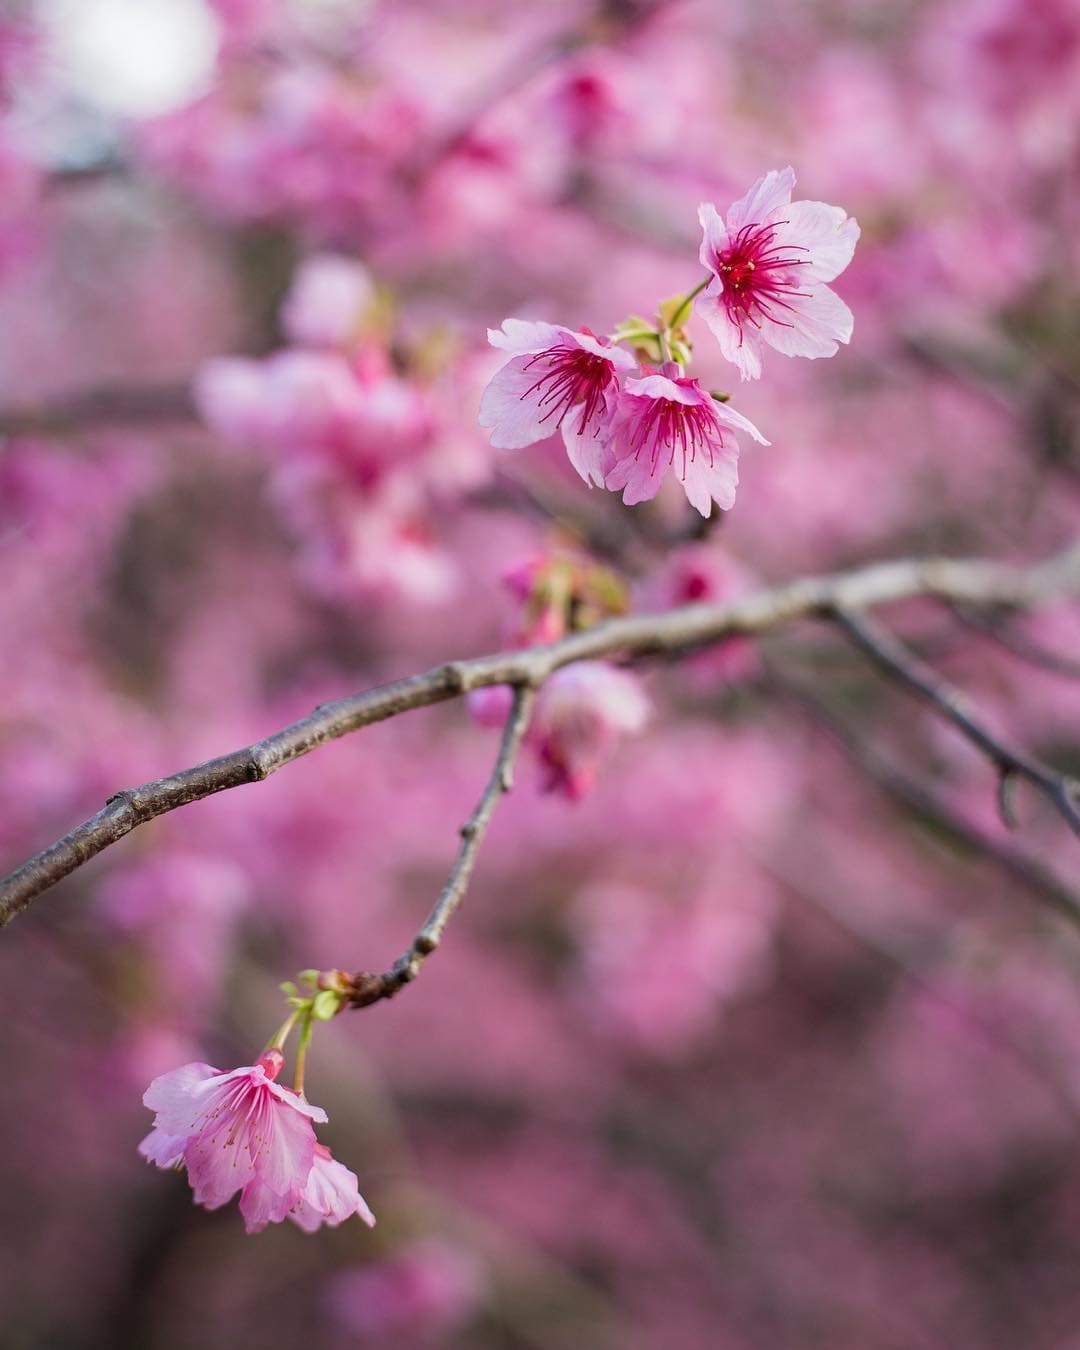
2, 545, 1079, 928
774, 676, 1080, 924
952, 603, 1080, 680
832, 606, 1080, 841
0, 382, 196, 438
344, 684, 536, 1007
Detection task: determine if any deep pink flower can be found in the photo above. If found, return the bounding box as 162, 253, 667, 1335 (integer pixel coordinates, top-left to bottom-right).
697, 167, 859, 380
478, 319, 635, 485
605, 373, 767, 517
139, 1050, 328, 1232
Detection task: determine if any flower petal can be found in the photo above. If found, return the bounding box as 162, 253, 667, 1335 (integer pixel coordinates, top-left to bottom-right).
487, 318, 567, 355
726, 166, 796, 232
696, 287, 763, 381
762, 284, 853, 358
478, 355, 561, 449
678, 441, 739, 516
561, 402, 615, 487
772, 200, 860, 282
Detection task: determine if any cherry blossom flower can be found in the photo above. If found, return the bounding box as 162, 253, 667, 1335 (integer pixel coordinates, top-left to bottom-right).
697, 167, 860, 380
139, 1049, 328, 1233
478, 319, 635, 485
531, 662, 650, 799
281, 253, 374, 349
287, 1143, 377, 1233
605, 373, 768, 517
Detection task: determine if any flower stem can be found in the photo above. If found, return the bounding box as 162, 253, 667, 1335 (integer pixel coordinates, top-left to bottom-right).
267, 1009, 300, 1053
666, 276, 710, 334
293, 1007, 315, 1097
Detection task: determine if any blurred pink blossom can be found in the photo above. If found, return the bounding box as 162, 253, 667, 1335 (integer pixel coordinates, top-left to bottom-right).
326, 1239, 484, 1339
530, 661, 650, 799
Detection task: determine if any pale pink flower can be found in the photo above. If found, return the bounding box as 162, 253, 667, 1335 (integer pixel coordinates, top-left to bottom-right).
287, 1143, 376, 1233
605, 373, 768, 517
281, 253, 374, 349
531, 662, 650, 800
478, 319, 635, 486
139, 1049, 328, 1233
697, 167, 859, 380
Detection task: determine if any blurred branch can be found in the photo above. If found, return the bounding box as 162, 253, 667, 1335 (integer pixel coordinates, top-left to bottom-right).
344, 684, 535, 1008
2, 543, 1080, 929
0, 382, 195, 437
951, 603, 1080, 679
775, 677, 1080, 924
832, 606, 1080, 840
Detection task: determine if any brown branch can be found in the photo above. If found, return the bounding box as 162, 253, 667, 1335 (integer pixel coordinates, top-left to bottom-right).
774, 677, 1080, 924
344, 685, 536, 1007
951, 603, 1080, 680
832, 606, 1080, 841
2, 544, 1080, 930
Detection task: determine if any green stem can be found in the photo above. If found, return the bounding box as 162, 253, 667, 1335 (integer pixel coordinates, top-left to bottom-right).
666, 276, 710, 335
294, 1007, 315, 1097
266, 1009, 300, 1053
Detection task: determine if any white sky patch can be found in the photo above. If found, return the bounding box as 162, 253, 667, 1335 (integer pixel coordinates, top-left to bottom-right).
43, 0, 221, 117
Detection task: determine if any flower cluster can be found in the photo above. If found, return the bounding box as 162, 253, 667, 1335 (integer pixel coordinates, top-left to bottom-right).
479, 169, 857, 516
139, 984, 375, 1236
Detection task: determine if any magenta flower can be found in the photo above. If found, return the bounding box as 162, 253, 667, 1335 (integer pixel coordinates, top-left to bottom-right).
478, 319, 635, 486
697, 167, 860, 380
139, 1049, 330, 1234
605, 373, 768, 517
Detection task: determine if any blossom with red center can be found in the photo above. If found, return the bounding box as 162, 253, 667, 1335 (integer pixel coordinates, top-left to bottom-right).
478, 319, 635, 485
139, 1049, 338, 1234
604, 372, 768, 517
697, 167, 860, 380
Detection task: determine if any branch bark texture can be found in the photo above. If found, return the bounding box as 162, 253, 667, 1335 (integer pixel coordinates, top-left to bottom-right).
2, 545, 1079, 930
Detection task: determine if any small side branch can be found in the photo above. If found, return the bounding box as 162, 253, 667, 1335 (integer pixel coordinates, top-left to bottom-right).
833, 607, 1080, 842
344, 684, 536, 1008
2, 544, 1079, 928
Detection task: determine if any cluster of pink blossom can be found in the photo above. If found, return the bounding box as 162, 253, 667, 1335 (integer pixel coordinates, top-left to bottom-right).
479, 168, 857, 517
1, 0, 1079, 1347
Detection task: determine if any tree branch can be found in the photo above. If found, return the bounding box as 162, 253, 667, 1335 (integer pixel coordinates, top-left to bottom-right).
343, 684, 536, 1007
774, 676, 1080, 924
832, 606, 1080, 841
2, 544, 1079, 930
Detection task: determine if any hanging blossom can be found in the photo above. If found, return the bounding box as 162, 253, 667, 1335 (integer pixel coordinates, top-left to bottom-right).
478, 319, 636, 486
697, 167, 860, 380
139, 1049, 375, 1235
605, 372, 768, 517
531, 662, 651, 800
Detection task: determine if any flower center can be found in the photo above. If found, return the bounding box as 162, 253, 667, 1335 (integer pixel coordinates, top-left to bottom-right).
521, 345, 612, 434
717, 220, 809, 332
629, 391, 724, 479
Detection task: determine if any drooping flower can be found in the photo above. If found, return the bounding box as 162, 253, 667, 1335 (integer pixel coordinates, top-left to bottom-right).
139, 1049, 327, 1232
697, 167, 859, 380
287, 1143, 377, 1233
478, 319, 635, 485
531, 662, 650, 799
605, 372, 768, 517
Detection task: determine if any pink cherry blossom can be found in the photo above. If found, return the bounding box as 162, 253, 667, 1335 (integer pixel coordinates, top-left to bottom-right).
139, 1050, 328, 1233
697, 167, 860, 380
287, 1143, 377, 1233
478, 319, 635, 485
530, 662, 650, 799
604, 373, 768, 517
281, 253, 374, 349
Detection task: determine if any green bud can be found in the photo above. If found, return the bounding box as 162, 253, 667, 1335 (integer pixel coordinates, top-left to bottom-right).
312, 989, 342, 1021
